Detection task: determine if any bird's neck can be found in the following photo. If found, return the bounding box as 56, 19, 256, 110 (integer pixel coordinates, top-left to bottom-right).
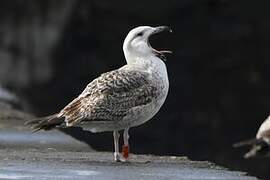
125, 53, 155, 67
125, 53, 167, 75
123, 44, 154, 66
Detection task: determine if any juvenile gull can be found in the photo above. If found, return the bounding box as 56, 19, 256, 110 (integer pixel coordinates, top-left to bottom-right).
233, 115, 270, 158
26, 26, 171, 162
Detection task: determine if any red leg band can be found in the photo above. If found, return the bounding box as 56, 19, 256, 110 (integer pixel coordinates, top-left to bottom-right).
122, 145, 129, 159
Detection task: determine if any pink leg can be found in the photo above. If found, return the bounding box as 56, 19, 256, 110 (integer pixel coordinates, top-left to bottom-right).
113, 131, 121, 162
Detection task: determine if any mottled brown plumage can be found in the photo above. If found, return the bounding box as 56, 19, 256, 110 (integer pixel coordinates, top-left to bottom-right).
26, 67, 159, 131
59, 67, 158, 126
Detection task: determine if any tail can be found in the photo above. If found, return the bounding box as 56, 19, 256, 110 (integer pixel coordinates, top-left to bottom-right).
233, 138, 258, 148
244, 140, 269, 159
25, 113, 64, 132
233, 138, 269, 159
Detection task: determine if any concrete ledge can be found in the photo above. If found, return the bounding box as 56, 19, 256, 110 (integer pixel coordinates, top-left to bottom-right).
0, 149, 257, 180
0, 105, 258, 180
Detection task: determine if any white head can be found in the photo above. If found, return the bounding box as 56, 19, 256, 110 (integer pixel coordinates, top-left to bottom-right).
123, 26, 172, 65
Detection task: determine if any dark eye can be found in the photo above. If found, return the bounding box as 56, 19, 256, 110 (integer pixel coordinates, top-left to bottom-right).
136, 32, 144, 37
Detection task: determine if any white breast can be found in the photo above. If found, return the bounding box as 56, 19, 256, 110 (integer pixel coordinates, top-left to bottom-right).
124, 56, 169, 128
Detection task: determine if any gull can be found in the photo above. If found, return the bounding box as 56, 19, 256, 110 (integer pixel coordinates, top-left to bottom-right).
233, 115, 270, 158
26, 26, 172, 162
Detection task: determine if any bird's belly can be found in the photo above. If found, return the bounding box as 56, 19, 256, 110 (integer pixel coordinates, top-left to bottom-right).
125, 99, 165, 127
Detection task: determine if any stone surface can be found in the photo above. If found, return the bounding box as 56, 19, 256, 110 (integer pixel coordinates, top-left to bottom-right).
0, 148, 257, 180
0, 108, 257, 180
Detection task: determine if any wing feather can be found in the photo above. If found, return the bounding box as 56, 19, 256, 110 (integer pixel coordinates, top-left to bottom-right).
59, 68, 158, 126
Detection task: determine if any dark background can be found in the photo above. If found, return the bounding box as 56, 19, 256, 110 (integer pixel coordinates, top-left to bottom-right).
1, 0, 270, 179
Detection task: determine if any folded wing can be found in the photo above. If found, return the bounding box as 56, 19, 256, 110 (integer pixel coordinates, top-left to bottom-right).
59, 68, 158, 126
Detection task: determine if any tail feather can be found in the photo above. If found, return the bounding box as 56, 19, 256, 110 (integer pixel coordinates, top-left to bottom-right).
233, 138, 258, 148
244, 140, 270, 158
25, 114, 64, 132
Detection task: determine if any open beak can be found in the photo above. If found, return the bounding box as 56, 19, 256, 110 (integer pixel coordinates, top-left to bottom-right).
153, 26, 173, 34
149, 26, 173, 57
